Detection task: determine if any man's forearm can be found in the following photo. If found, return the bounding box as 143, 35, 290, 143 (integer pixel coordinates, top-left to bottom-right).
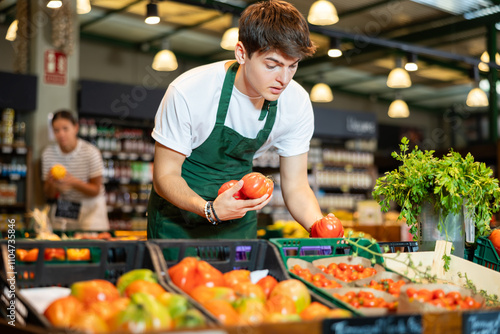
153, 174, 207, 218
283, 185, 323, 231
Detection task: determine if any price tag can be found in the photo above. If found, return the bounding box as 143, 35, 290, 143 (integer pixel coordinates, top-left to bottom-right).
323, 315, 422, 334
463, 311, 500, 334
16, 147, 27, 155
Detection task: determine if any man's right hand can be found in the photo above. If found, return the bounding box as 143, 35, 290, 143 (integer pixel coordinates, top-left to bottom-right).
213, 180, 272, 221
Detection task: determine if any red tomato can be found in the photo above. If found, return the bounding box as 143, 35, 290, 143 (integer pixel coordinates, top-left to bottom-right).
124, 280, 166, 298
489, 229, 500, 256
44, 296, 85, 327
256, 275, 278, 298
44, 248, 65, 261
310, 214, 344, 238
70, 279, 120, 306
299, 301, 330, 320
223, 269, 251, 288
240, 172, 274, 199
265, 294, 297, 315
432, 289, 445, 299
168, 257, 198, 292
218, 180, 247, 200
195, 260, 225, 288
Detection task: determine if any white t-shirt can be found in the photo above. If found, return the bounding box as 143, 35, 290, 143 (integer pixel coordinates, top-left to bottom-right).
152, 60, 314, 158
41, 139, 109, 231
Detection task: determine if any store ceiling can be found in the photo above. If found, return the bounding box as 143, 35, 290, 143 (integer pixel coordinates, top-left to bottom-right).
2, 0, 500, 113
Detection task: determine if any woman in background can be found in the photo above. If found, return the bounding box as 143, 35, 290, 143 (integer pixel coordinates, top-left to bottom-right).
42, 110, 109, 231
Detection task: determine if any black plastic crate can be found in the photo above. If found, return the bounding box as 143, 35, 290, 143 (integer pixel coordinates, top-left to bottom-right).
148, 239, 345, 317
378, 241, 418, 253
0, 240, 217, 331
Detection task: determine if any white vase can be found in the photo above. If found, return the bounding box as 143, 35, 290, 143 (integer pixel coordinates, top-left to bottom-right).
417, 201, 465, 258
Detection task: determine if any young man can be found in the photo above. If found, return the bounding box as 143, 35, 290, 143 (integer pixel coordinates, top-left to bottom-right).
147, 0, 324, 239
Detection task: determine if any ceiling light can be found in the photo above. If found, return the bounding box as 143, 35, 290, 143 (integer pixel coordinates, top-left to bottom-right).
77, 0, 91, 14
152, 40, 178, 71
220, 27, 239, 51
310, 83, 333, 103
466, 88, 488, 107
388, 99, 410, 118
327, 38, 342, 58
478, 51, 500, 72
308, 0, 339, 26
5, 20, 18, 41
145, 2, 160, 25
387, 68, 411, 88
405, 53, 418, 71
47, 0, 62, 9
467, 67, 488, 107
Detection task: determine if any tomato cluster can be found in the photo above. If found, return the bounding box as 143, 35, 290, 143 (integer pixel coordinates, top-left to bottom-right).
406, 288, 482, 310
16, 248, 91, 262
289, 264, 342, 288
333, 290, 397, 311
316, 262, 377, 282
364, 278, 406, 297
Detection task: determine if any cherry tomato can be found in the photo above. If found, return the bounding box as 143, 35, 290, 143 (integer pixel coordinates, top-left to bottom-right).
446, 291, 462, 302
240, 172, 274, 199
432, 289, 445, 299
218, 180, 247, 200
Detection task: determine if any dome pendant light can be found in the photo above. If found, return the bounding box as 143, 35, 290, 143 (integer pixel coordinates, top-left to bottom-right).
5, 20, 18, 41
466, 67, 488, 107
387, 58, 411, 88
220, 27, 239, 51
47, 0, 62, 9
310, 83, 334, 103
77, 0, 91, 14
152, 40, 178, 71
388, 99, 410, 118
308, 0, 339, 26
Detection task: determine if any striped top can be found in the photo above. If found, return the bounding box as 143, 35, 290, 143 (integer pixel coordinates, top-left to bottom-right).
41, 139, 105, 202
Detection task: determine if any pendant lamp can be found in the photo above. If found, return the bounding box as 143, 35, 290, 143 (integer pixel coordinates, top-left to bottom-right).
388, 99, 410, 118
327, 38, 342, 58
387, 65, 411, 88
308, 0, 339, 26
310, 83, 333, 103
77, 0, 91, 14
145, 2, 160, 25
5, 20, 18, 41
152, 40, 178, 71
478, 51, 500, 72
466, 67, 488, 107
466, 88, 489, 107
47, 0, 62, 9
405, 53, 418, 72
220, 27, 239, 51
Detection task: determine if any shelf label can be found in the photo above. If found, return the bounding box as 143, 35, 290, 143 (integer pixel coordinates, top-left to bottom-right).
16, 147, 27, 154
2, 146, 13, 154
463, 311, 500, 334
323, 315, 422, 334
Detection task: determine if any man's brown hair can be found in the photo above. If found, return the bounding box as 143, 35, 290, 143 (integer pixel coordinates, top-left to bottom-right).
238, 0, 317, 59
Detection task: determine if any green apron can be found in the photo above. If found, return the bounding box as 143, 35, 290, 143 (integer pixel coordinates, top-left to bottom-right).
147, 62, 277, 239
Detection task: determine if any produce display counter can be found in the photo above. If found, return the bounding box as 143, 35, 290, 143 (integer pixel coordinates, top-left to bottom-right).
0, 238, 499, 334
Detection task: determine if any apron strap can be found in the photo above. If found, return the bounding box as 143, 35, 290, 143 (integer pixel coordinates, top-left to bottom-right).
215, 62, 239, 125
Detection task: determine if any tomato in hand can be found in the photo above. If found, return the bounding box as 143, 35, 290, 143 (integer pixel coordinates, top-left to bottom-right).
240, 172, 274, 199
218, 180, 247, 200
310, 214, 344, 238
488, 229, 500, 256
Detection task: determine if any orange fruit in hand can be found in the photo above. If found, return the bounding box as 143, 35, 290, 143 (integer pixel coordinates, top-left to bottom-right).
51, 164, 67, 180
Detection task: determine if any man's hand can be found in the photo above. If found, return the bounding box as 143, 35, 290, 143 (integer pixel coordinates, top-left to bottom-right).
213, 180, 272, 221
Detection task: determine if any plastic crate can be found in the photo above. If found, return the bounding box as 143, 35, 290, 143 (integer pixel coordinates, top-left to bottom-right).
269, 238, 384, 266
148, 239, 348, 318
378, 241, 418, 253
0, 240, 216, 330
471, 237, 500, 272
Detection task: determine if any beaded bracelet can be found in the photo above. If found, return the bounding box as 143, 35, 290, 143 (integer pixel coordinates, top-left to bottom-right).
204, 201, 219, 225
209, 201, 221, 224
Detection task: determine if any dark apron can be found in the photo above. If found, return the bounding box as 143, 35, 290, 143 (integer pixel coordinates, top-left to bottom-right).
147, 62, 277, 239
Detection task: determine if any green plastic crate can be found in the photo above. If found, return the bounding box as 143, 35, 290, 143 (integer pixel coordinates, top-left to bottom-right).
471, 237, 500, 272
269, 238, 384, 267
